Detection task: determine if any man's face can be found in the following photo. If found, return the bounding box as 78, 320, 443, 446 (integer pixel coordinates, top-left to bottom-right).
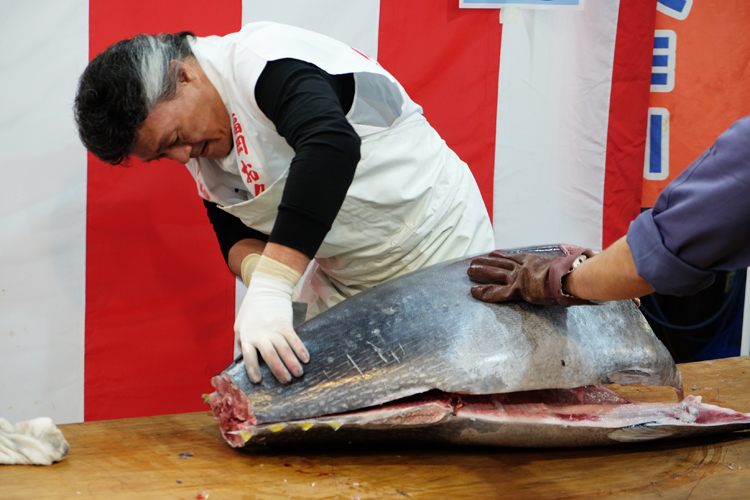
132, 61, 232, 164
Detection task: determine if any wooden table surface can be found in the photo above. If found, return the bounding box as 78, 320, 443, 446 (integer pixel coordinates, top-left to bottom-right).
3, 356, 750, 500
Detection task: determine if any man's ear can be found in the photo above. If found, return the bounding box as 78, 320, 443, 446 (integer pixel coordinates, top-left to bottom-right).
172, 60, 198, 85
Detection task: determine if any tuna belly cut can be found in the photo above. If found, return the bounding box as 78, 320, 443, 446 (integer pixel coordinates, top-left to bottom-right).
209, 381, 750, 448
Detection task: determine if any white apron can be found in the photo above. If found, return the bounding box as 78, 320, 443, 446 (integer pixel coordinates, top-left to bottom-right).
186, 22, 495, 315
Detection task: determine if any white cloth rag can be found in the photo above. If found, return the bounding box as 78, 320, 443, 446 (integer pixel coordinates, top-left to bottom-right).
0, 417, 69, 465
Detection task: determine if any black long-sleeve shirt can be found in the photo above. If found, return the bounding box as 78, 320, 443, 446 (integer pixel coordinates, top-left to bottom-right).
203, 58, 359, 263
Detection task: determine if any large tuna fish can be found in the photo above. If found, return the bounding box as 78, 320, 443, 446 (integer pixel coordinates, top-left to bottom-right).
209, 245, 750, 448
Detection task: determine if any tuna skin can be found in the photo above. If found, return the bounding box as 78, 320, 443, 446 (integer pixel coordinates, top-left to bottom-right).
209, 246, 749, 448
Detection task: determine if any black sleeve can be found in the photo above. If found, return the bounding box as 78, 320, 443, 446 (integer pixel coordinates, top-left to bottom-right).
254, 58, 360, 258
203, 199, 268, 264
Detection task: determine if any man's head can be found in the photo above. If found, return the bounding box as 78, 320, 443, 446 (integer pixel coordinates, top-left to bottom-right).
75, 32, 232, 165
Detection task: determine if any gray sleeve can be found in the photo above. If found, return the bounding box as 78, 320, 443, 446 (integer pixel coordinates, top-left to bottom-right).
628, 115, 750, 296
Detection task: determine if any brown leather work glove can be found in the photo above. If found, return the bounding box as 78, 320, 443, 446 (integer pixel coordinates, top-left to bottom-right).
467, 247, 597, 307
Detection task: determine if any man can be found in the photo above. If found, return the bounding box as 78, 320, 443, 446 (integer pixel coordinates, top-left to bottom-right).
468, 116, 750, 306
75, 22, 495, 385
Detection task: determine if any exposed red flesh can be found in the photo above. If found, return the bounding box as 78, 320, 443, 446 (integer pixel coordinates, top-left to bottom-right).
209, 379, 750, 448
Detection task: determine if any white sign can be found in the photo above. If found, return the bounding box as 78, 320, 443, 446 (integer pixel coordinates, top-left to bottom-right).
460, 0, 584, 9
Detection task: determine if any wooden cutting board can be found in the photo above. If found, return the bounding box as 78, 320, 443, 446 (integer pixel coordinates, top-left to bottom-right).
2, 356, 749, 500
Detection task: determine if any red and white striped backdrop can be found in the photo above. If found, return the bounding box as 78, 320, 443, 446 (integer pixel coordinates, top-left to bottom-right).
1, 0, 655, 424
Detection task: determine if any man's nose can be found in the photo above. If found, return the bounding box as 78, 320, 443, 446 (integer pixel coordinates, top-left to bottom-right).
166, 144, 192, 164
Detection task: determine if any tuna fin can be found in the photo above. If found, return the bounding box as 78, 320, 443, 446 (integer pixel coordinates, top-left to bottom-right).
607, 423, 673, 442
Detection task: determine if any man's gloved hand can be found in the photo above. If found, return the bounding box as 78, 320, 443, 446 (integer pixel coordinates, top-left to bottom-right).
235, 255, 310, 384
467, 247, 598, 307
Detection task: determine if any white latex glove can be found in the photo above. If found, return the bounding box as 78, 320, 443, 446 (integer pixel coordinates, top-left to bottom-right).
240, 253, 261, 287
235, 272, 310, 384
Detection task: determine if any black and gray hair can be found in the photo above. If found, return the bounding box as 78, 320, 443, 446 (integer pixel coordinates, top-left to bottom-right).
74, 32, 195, 165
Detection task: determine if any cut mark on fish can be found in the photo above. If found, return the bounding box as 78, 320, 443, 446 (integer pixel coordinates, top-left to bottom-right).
396, 490, 412, 498
347, 354, 364, 376
390, 350, 401, 364
366, 341, 389, 363
323, 370, 330, 379
399, 344, 406, 355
